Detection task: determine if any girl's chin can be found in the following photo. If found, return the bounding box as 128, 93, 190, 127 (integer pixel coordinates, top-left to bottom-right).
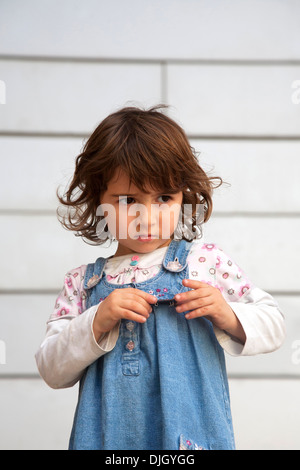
115, 238, 172, 256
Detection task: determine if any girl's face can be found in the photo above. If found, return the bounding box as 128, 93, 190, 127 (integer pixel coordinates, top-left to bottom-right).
100, 169, 183, 256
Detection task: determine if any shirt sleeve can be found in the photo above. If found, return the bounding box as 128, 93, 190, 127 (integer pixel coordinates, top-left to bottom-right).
35, 266, 119, 389
188, 242, 286, 356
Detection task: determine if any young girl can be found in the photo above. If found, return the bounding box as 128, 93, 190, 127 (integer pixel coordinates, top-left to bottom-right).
36, 105, 285, 451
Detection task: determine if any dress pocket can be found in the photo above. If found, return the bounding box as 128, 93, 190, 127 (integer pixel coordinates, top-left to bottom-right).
122, 359, 140, 376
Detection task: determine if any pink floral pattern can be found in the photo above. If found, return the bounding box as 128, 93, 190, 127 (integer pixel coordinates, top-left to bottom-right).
202, 243, 217, 251
51, 265, 87, 320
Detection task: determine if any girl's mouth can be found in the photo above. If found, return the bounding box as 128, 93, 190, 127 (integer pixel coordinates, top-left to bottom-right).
137, 235, 156, 242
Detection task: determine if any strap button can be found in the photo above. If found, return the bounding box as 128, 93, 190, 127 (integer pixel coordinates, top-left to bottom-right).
126, 340, 135, 351
126, 321, 135, 332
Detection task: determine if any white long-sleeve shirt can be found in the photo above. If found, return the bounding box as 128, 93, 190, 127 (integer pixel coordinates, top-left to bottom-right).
35, 241, 285, 389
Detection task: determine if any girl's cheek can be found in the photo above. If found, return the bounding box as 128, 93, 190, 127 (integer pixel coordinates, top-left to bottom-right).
155, 203, 180, 237
105, 212, 118, 239
115, 210, 134, 240
164, 204, 181, 234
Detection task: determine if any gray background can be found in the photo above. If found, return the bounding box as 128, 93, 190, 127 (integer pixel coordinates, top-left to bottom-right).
0, 0, 299, 449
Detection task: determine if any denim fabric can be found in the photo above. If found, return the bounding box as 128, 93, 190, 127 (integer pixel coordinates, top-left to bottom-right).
69, 240, 235, 450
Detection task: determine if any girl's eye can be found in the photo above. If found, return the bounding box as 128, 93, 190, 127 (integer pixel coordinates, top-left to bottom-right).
118, 195, 172, 205
158, 195, 172, 203
119, 197, 135, 205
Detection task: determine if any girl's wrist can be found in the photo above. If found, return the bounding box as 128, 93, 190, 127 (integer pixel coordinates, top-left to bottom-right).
223, 308, 246, 344
93, 305, 107, 342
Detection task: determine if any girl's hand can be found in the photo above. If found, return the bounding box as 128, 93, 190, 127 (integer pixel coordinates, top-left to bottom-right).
174, 279, 246, 344
93, 288, 157, 341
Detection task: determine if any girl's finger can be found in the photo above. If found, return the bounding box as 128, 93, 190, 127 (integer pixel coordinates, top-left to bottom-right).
174, 289, 211, 304
122, 297, 152, 317
185, 304, 214, 320
182, 279, 212, 289
127, 288, 157, 304
175, 298, 214, 314
122, 310, 148, 323
124, 292, 154, 309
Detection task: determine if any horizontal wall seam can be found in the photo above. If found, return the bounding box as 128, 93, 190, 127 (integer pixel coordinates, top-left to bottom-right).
1, 54, 300, 66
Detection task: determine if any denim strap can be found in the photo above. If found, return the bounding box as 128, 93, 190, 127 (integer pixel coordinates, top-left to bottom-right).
162, 239, 192, 272
83, 257, 107, 290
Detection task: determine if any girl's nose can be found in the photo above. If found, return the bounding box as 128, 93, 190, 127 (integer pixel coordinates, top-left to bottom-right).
138, 202, 156, 231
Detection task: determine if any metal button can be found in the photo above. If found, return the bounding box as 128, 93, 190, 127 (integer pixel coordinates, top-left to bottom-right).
126, 340, 135, 351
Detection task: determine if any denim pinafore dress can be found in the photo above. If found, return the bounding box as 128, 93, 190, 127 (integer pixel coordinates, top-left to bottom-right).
69, 240, 235, 450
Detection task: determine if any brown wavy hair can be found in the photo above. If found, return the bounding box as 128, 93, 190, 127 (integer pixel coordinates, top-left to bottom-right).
57, 104, 222, 245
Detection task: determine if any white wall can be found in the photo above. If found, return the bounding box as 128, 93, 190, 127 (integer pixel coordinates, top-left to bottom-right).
0, 0, 300, 450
